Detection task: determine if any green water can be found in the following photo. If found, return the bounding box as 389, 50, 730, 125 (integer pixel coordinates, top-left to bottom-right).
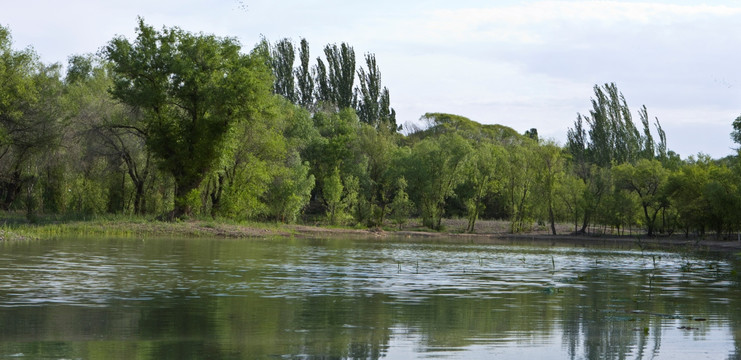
0, 237, 739, 359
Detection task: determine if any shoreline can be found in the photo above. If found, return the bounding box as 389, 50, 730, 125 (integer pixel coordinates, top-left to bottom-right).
288, 225, 741, 253
3, 218, 740, 253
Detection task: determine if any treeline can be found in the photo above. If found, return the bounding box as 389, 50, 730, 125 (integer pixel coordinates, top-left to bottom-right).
1, 21, 740, 238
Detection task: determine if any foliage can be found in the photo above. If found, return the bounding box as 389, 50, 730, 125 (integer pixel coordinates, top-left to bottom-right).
405, 133, 472, 230
355, 53, 397, 131
2, 21, 741, 238
556, 173, 587, 233
533, 141, 565, 235
323, 167, 346, 225
389, 177, 414, 229
732, 114, 741, 148
462, 142, 505, 233
0, 27, 64, 215
612, 159, 669, 236
271, 38, 296, 102
501, 141, 538, 233
566, 83, 668, 233
265, 156, 314, 223
295, 38, 314, 109
104, 19, 273, 218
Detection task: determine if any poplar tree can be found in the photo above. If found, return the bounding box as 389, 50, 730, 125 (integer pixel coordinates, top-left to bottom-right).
313, 57, 331, 105
314, 43, 355, 110
355, 53, 397, 131
325, 43, 355, 109
271, 38, 296, 103
294, 38, 313, 109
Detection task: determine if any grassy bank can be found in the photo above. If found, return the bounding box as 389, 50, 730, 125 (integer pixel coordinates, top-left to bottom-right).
0, 211, 559, 240
1, 213, 294, 240
2, 212, 740, 253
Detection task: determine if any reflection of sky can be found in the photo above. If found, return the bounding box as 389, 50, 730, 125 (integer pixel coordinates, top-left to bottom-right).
385, 326, 735, 360
3, 1, 741, 158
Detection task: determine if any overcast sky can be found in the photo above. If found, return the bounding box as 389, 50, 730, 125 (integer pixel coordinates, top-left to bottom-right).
3, 0, 740, 158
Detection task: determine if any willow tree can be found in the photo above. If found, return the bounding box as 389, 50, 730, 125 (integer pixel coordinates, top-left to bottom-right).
0, 26, 64, 213
463, 142, 505, 233
105, 19, 272, 218
613, 159, 669, 236
405, 133, 472, 230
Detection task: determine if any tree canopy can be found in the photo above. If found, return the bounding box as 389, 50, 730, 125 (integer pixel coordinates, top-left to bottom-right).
0, 21, 739, 239
104, 18, 273, 218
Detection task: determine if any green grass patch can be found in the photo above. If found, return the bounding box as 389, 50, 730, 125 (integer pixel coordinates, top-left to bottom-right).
0, 211, 297, 240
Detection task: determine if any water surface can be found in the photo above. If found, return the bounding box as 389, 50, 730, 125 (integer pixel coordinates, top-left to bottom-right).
0, 236, 739, 359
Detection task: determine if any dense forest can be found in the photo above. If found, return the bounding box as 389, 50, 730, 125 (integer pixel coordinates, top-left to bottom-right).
1, 20, 740, 239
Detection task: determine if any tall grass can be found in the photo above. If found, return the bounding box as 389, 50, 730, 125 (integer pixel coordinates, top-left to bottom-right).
0, 211, 294, 240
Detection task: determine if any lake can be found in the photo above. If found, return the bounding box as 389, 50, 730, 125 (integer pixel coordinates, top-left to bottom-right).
0, 236, 739, 359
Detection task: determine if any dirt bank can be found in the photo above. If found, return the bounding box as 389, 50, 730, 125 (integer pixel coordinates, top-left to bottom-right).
284, 224, 741, 253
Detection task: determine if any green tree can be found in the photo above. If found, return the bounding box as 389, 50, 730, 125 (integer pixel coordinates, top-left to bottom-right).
502, 141, 538, 233
65, 55, 155, 215
354, 124, 401, 226
612, 159, 669, 236
325, 43, 355, 109
389, 177, 414, 230
405, 133, 472, 230
534, 141, 564, 235
295, 38, 314, 109
265, 155, 315, 223
313, 57, 330, 105
323, 166, 344, 225
463, 142, 504, 233
314, 43, 355, 110
566, 83, 667, 233
0, 27, 64, 214
666, 158, 711, 236
732, 114, 741, 148
303, 107, 360, 216
703, 163, 741, 238
355, 53, 396, 131
599, 172, 639, 236
271, 38, 296, 102
104, 19, 272, 218
556, 172, 587, 233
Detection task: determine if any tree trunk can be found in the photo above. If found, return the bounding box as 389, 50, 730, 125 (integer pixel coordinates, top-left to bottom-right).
171, 177, 201, 220
549, 203, 556, 235
133, 180, 145, 215
578, 210, 591, 234
0, 171, 24, 210
209, 173, 225, 218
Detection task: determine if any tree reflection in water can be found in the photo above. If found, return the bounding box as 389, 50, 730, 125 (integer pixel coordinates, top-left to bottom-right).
0, 237, 738, 359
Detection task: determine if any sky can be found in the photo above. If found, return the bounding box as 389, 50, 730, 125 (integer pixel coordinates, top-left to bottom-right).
2, 0, 740, 158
